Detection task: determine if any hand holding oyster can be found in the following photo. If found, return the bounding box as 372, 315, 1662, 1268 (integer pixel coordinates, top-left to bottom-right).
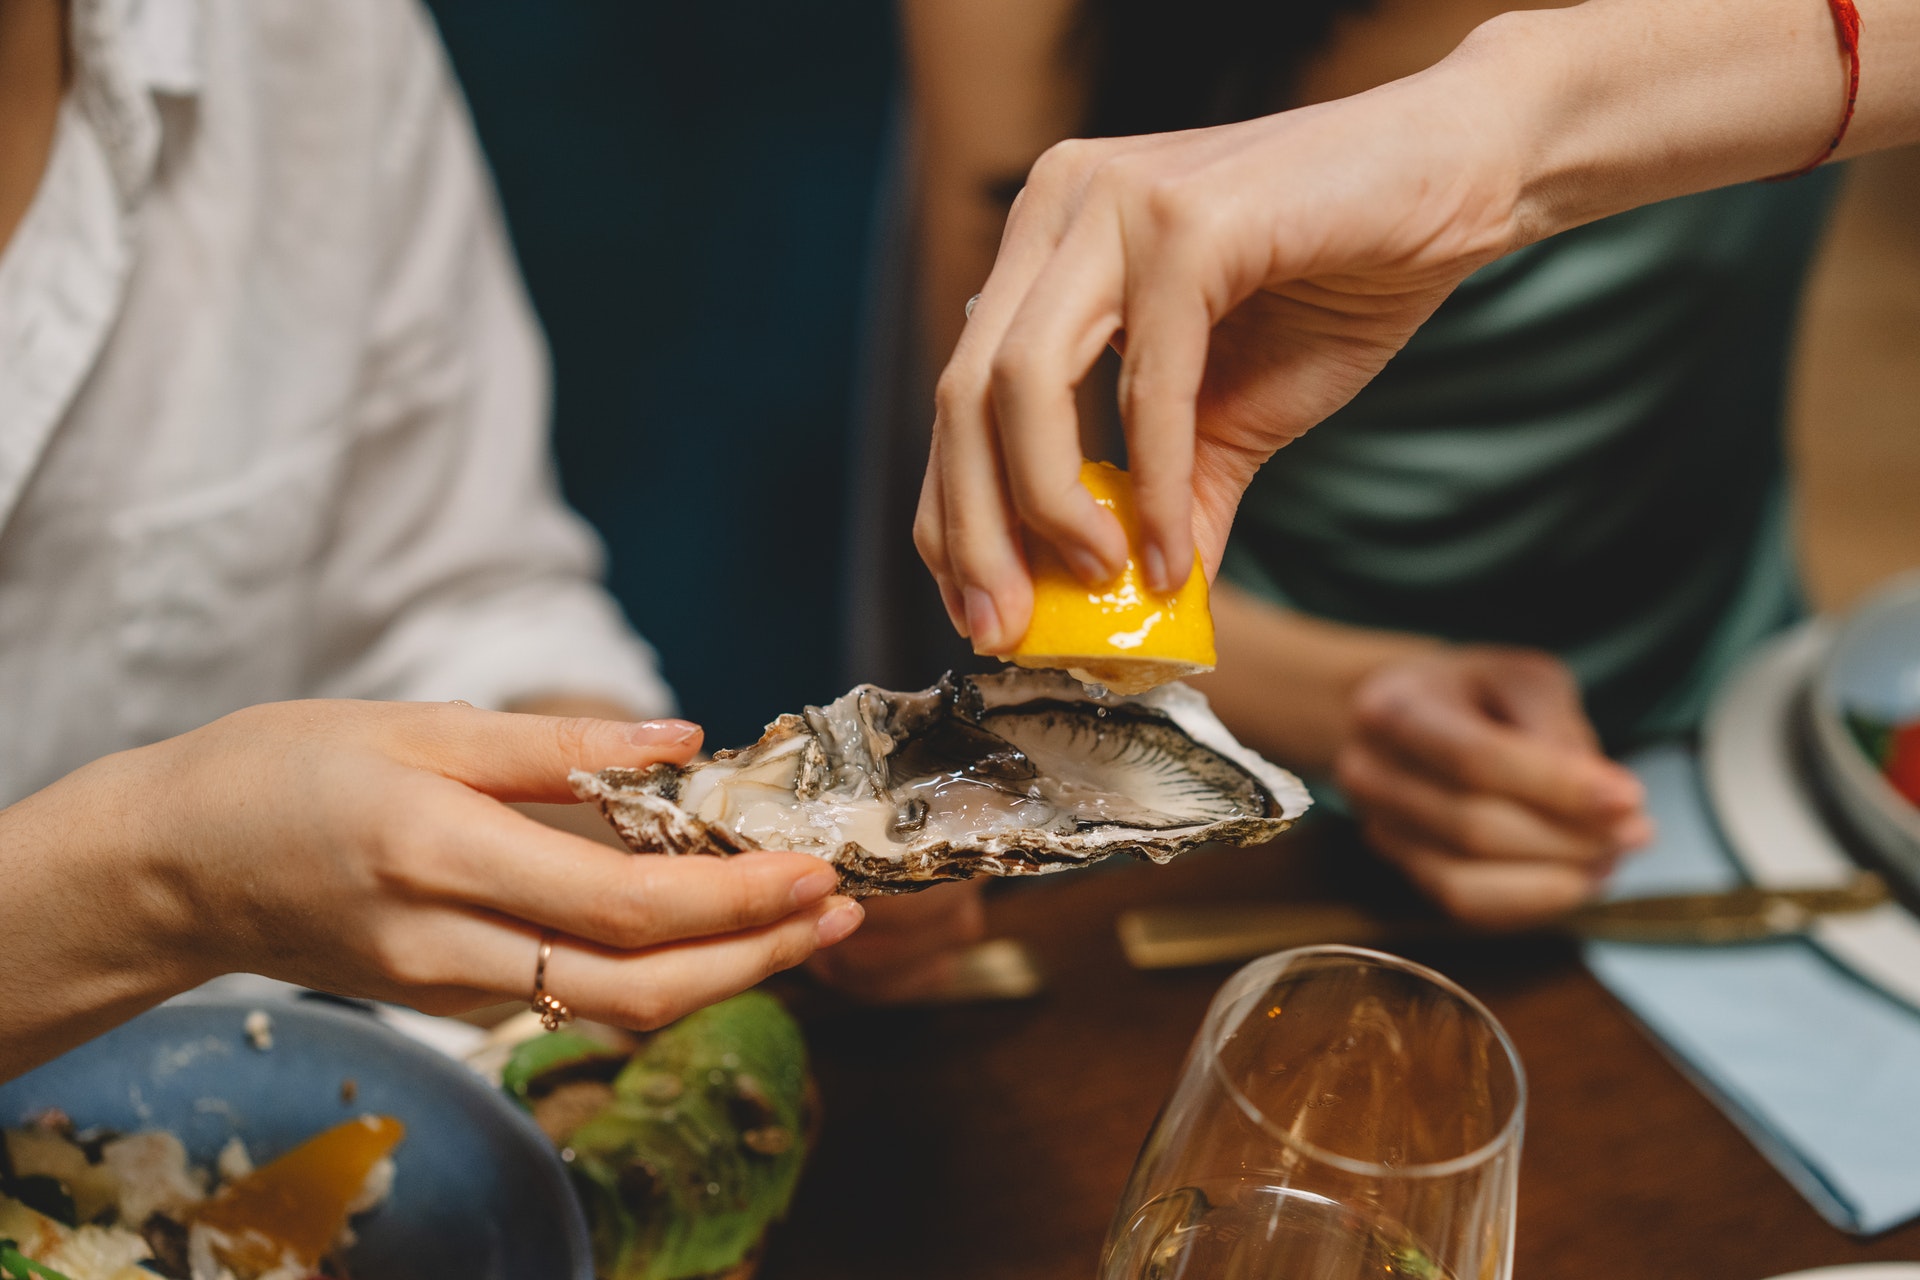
572, 670, 1310, 897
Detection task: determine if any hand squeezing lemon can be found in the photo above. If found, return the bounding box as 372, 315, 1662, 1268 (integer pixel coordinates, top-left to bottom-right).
990, 460, 1216, 695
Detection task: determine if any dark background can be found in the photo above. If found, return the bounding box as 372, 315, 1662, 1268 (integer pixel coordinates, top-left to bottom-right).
425, 1, 898, 746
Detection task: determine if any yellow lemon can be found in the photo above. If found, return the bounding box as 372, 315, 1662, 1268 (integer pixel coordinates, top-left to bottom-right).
991, 459, 1215, 695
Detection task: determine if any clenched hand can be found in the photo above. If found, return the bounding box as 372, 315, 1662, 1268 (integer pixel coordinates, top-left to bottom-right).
1333, 648, 1653, 927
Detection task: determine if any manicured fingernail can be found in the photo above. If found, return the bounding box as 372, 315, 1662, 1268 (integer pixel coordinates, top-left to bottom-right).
789, 868, 838, 909
630, 719, 701, 746
815, 898, 864, 946
963, 588, 1002, 651
1065, 545, 1112, 587
1141, 544, 1171, 594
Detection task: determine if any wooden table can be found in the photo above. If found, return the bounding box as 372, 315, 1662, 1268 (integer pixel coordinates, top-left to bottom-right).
763, 823, 1920, 1279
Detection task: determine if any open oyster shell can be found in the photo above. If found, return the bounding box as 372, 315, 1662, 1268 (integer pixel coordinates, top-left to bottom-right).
570, 669, 1311, 897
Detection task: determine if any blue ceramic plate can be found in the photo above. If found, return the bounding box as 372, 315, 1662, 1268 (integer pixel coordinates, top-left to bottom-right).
0, 998, 593, 1280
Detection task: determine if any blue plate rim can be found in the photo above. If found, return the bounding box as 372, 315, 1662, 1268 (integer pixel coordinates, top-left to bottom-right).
0, 995, 594, 1280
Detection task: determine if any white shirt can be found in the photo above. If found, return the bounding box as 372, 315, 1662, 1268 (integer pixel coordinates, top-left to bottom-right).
0, 0, 674, 804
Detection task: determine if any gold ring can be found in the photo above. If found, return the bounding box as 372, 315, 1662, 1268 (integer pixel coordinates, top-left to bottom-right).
531, 930, 573, 1032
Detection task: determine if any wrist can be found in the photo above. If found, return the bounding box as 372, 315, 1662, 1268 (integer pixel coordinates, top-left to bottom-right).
1450, 1, 1855, 245
0, 747, 217, 1077
58, 743, 227, 989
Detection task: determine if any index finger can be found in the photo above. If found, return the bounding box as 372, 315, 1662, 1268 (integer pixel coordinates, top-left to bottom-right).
990, 208, 1135, 585
384, 703, 704, 804
927, 141, 1122, 650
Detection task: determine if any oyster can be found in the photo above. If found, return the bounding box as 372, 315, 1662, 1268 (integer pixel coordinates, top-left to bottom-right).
571, 669, 1310, 897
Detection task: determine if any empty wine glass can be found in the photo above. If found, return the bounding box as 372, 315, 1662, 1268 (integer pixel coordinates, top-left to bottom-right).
1101, 945, 1525, 1280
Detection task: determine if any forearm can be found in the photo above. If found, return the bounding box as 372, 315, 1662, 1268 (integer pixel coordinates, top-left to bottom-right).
0, 748, 209, 1080
1459, 0, 1920, 246
1190, 584, 1440, 775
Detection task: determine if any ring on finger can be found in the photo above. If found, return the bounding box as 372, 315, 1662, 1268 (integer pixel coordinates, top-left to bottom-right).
530, 930, 573, 1032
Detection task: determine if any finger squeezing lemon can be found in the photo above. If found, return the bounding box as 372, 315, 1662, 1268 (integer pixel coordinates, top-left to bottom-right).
991, 460, 1215, 695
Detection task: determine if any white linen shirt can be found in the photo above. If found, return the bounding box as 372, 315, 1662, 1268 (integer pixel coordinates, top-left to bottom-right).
0, 0, 674, 804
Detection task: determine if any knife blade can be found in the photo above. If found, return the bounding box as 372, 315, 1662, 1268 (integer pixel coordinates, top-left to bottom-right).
1116, 873, 1892, 970
1560, 874, 1890, 943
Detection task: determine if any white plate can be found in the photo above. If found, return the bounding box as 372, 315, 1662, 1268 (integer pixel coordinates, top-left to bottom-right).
1700, 620, 1920, 1014
1761, 1266, 1920, 1280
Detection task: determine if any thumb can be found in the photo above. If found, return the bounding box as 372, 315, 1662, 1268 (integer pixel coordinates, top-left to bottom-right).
393, 703, 704, 804
1467, 650, 1601, 753
1189, 439, 1269, 579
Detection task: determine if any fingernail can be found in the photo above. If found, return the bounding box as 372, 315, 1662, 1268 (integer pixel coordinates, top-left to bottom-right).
1591, 771, 1643, 812
630, 719, 702, 746
815, 898, 864, 946
1065, 545, 1111, 587
1141, 545, 1171, 594
963, 588, 1002, 651
1614, 815, 1656, 850
789, 868, 838, 909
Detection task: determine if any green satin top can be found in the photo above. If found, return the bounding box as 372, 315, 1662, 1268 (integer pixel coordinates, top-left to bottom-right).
1220, 173, 1841, 747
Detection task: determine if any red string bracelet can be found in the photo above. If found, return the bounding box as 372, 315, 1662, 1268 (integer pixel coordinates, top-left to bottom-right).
1769, 0, 1863, 180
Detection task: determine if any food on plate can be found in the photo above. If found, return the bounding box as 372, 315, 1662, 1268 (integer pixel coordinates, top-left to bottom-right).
1000, 459, 1216, 695
1848, 712, 1920, 807
571, 668, 1310, 897
191, 1115, 402, 1276
0, 1113, 403, 1280
504, 992, 809, 1280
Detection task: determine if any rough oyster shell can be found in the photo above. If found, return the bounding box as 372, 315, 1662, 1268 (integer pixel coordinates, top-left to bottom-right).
570, 669, 1311, 897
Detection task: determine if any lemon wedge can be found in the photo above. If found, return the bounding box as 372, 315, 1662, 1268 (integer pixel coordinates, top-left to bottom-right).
991, 459, 1215, 695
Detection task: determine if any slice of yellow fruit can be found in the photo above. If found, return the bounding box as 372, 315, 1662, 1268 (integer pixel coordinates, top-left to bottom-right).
994, 459, 1215, 695
191, 1114, 404, 1273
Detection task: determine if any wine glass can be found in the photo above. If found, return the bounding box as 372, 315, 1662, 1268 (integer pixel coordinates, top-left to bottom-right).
1101, 945, 1525, 1280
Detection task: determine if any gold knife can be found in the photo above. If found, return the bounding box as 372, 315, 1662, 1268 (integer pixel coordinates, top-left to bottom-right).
1116, 873, 1892, 970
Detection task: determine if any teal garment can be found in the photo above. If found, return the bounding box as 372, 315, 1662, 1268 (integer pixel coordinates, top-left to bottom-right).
1221, 174, 1840, 748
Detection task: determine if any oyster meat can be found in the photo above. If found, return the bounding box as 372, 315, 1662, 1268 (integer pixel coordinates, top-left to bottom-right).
571, 669, 1310, 896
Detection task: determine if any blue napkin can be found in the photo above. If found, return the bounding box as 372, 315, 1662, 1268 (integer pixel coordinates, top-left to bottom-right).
1584, 744, 1920, 1235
